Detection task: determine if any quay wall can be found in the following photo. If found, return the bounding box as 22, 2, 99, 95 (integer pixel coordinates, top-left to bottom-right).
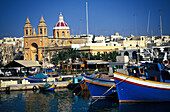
0, 81, 69, 92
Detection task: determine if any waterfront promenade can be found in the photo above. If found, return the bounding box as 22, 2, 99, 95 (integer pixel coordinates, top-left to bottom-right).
0, 81, 69, 91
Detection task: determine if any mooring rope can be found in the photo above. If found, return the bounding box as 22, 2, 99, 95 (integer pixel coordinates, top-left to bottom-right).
71, 80, 83, 93
91, 75, 130, 105
73, 76, 95, 96
73, 74, 97, 97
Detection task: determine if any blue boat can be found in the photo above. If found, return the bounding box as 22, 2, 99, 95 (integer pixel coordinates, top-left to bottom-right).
114, 63, 170, 102
67, 76, 83, 91
24, 72, 49, 82
38, 83, 55, 91
82, 73, 117, 99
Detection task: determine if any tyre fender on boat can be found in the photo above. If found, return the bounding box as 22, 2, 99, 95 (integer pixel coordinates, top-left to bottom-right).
6, 86, 10, 91
32, 85, 37, 90
162, 60, 169, 66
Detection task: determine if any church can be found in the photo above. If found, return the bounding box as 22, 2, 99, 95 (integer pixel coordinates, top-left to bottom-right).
23, 13, 87, 65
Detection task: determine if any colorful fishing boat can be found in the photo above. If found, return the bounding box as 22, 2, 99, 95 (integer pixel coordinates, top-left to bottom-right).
38, 83, 55, 91
82, 73, 117, 98
24, 72, 49, 82
67, 76, 83, 91
114, 63, 170, 102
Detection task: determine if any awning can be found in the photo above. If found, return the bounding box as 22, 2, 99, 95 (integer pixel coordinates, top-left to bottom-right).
4, 60, 41, 68
72, 62, 83, 65
85, 60, 109, 65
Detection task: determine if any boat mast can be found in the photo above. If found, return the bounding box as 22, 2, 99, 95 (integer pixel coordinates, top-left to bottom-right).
134, 14, 139, 64
159, 9, 163, 40
86, 2, 89, 36
43, 40, 45, 72
146, 10, 150, 47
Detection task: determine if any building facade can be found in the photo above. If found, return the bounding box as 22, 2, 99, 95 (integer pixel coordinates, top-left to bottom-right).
24, 16, 48, 62
23, 13, 87, 65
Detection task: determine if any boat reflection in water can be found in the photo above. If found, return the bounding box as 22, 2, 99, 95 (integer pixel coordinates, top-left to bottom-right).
88, 99, 119, 112
2, 88, 170, 112
119, 102, 170, 112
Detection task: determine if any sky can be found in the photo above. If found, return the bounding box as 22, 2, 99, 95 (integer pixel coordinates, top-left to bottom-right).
0, 0, 170, 39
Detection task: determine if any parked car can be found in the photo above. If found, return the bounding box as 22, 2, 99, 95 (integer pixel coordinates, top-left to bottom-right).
0, 69, 4, 76
0, 69, 12, 77
4, 71, 12, 76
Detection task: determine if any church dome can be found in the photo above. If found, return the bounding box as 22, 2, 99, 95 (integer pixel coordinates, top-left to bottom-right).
53, 13, 70, 30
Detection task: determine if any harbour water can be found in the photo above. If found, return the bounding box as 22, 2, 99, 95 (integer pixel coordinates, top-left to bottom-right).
0, 88, 170, 112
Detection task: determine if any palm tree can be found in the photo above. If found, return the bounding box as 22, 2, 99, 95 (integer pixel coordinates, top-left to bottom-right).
110, 51, 120, 62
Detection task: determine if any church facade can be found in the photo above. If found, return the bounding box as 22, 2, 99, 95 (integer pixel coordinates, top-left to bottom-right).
23, 13, 87, 64
24, 16, 48, 62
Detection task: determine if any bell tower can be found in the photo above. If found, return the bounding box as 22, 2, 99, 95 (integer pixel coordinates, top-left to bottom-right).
24, 16, 48, 62
24, 17, 33, 37
38, 16, 47, 36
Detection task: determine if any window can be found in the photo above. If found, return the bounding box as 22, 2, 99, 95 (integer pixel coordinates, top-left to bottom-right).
26, 30, 28, 35
30, 29, 32, 35
40, 28, 42, 34
62, 31, 65, 37
44, 28, 47, 35
139, 68, 144, 74
57, 32, 59, 37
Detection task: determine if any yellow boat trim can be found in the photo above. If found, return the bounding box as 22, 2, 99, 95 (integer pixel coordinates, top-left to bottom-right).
114, 72, 170, 85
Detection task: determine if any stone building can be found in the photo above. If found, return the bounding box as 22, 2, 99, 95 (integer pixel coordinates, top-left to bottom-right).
24, 16, 48, 62
23, 13, 87, 66
1, 37, 24, 65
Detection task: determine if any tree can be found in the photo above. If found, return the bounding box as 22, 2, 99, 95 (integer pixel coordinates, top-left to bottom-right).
50, 48, 120, 66
94, 52, 100, 60
50, 53, 59, 65
81, 52, 85, 58
50, 48, 81, 66
102, 53, 109, 61
110, 51, 120, 62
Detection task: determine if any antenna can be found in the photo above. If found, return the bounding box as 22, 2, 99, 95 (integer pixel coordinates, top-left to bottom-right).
86, 2, 89, 36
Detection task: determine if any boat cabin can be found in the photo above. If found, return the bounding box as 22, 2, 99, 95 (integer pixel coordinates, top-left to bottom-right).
144, 63, 170, 82
127, 66, 146, 78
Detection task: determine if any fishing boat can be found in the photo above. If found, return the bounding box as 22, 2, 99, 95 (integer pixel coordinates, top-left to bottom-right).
82, 73, 117, 98
24, 72, 49, 82
38, 83, 55, 91
67, 76, 83, 91
114, 63, 170, 102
